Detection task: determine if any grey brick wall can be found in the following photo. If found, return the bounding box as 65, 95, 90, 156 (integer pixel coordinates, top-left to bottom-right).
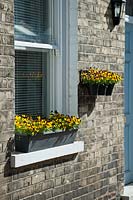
0, 0, 125, 200
78, 0, 125, 199
0, 0, 15, 199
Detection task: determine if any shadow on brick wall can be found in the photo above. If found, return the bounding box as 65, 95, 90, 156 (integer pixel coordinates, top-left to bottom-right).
104, 2, 115, 32
4, 139, 77, 177
78, 83, 96, 117
4, 137, 14, 177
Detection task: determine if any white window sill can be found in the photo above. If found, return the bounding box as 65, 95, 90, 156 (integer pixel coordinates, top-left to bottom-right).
10, 141, 84, 168
15, 40, 57, 50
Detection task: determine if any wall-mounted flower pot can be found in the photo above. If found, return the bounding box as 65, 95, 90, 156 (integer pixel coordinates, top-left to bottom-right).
98, 85, 106, 95
80, 68, 122, 96
80, 83, 115, 96
88, 84, 98, 95
105, 84, 115, 96
15, 130, 78, 153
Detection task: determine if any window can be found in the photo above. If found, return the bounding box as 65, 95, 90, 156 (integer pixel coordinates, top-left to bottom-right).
15, 0, 51, 43
15, 0, 78, 117
15, 50, 48, 116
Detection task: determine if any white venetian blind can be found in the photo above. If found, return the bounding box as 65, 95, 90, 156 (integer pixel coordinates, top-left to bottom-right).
15, 50, 47, 117
14, 0, 51, 43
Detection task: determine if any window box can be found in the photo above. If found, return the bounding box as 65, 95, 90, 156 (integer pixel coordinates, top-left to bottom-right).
15, 112, 81, 153
15, 129, 78, 153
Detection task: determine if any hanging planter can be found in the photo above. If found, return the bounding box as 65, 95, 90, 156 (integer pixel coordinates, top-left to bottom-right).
98, 84, 106, 95
88, 83, 98, 95
80, 68, 122, 96
15, 112, 81, 153
105, 83, 115, 96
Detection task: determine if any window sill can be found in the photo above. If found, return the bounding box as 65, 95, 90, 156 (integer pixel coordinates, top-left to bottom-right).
15, 40, 57, 50
10, 141, 84, 168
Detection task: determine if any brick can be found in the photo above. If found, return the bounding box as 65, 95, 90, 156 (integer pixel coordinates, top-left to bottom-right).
54, 195, 64, 200
32, 172, 45, 184
0, 0, 125, 200
12, 186, 34, 200
54, 177, 62, 187
53, 185, 64, 197
34, 190, 53, 200
42, 179, 54, 191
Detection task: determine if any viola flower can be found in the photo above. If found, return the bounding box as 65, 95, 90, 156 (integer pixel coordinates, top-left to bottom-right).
80, 67, 122, 85
15, 112, 81, 136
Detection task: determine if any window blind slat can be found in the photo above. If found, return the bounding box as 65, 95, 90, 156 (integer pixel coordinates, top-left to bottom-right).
15, 50, 47, 117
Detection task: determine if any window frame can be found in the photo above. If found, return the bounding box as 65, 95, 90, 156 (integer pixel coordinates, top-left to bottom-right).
14, 0, 78, 116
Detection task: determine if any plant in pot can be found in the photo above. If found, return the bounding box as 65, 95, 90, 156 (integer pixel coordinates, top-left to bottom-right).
80, 67, 122, 96
14, 112, 81, 153
103, 71, 122, 95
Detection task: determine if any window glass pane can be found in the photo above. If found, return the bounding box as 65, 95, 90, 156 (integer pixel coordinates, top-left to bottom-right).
14, 0, 52, 43
15, 50, 47, 117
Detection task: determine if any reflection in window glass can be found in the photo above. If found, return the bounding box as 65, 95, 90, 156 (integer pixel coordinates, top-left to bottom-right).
14, 0, 52, 43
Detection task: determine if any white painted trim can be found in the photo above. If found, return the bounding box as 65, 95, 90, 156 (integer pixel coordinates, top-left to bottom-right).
63, 0, 69, 114
68, 0, 78, 115
49, 0, 78, 116
11, 141, 84, 168
125, 15, 133, 24
53, 0, 63, 113
15, 46, 26, 50
15, 41, 56, 50
58, 0, 78, 116
48, 50, 55, 115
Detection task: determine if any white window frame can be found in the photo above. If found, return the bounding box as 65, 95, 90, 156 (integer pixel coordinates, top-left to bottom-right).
15, 0, 78, 116
15, 41, 56, 50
